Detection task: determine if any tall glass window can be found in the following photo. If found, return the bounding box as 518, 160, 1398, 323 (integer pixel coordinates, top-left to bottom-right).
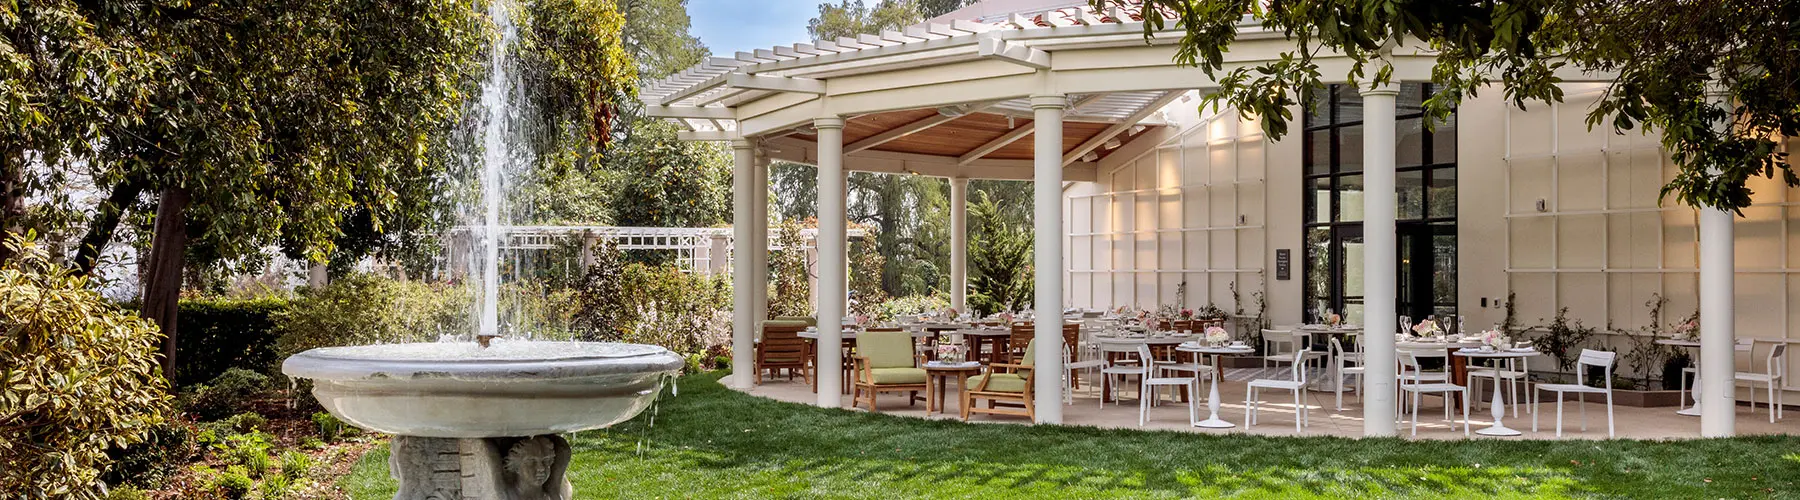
1303, 83, 1457, 324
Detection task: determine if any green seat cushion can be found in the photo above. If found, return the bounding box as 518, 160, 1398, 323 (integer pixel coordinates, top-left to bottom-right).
774, 316, 818, 327
856, 330, 917, 369
868, 367, 926, 385
966, 373, 1028, 393
763, 319, 812, 329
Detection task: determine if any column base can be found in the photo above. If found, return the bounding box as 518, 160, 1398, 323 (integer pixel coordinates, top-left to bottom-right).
389, 434, 574, 500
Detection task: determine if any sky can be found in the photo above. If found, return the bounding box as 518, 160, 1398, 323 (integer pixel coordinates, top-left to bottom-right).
688, 0, 822, 57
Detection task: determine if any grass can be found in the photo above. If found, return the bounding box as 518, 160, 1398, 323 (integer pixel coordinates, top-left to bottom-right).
344, 371, 1799, 499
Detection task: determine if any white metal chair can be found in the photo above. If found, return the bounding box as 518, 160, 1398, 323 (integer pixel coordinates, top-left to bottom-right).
1063, 343, 1108, 405
1097, 340, 1144, 408
1246, 348, 1311, 431
1135, 344, 1199, 426
1329, 337, 1365, 410
1467, 344, 1530, 417
1394, 347, 1451, 415
1398, 350, 1469, 437
1735, 342, 1786, 423
1533, 349, 1616, 437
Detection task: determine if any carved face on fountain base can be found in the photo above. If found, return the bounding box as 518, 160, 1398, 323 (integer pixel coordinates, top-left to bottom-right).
390, 434, 573, 500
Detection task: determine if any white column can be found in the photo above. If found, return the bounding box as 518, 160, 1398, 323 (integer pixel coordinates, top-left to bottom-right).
950, 177, 969, 312
729, 139, 756, 388
1360, 81, 1399, 436
1030, 94, 1066, 423
1699, 87, 1737, 437
753, 151, 770, 332
814, 117, 847, 408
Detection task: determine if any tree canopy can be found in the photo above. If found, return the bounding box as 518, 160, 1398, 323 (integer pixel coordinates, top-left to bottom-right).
1114, 0, 1800, 212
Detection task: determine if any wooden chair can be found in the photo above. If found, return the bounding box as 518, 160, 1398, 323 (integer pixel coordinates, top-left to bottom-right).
852, 330, 927, 411
1007, 322, 1035, 362
756, 320, 813, 385
963, 339, 1037, 422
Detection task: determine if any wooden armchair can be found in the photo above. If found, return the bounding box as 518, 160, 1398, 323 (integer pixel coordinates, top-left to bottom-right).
1007, 322, 1035, 362
852, 330, 927, 411
963, 339, 1037, 422
755, 320, 813, 385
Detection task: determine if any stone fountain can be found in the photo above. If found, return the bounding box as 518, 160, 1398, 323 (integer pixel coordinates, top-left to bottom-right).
281, 0, 685, 498
284, 340, 681, 499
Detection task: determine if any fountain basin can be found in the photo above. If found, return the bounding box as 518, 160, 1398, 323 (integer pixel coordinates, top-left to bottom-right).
282, 341, 684, 438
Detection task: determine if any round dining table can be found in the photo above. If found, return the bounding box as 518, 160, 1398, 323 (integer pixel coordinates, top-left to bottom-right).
1176, 343, 1256, 428
1091, 334, 1199, 402
1452, 347, 1541, 436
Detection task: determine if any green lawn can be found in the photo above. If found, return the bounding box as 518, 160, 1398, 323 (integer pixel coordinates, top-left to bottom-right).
344, 372, 1799, 499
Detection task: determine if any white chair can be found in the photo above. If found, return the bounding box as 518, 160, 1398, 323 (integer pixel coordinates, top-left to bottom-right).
1394, 347, 1451, 415
1398, 350, 1469, 437
1467, 345, 1530, 417
1246, 348, 1311, 431
1735, 342, 1786, 423
1063, 344, 1108, 405
1262, 328, 1323, 372
1329, 337, 1365, 410
1533, 349, 1616, 437
1097, 340, 1144, 408
1135, 344, 1199, 426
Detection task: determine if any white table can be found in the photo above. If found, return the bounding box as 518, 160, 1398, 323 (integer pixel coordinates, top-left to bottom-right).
1656, 339, 1705, 416
1452, 348, 1540, 436
1176, 343, 1256, 428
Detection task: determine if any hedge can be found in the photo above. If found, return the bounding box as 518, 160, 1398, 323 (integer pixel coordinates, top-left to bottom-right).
172, 297, 290, 387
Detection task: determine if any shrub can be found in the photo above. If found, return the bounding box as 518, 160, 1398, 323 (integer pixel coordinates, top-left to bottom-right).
105, 486, 149, 500
172, 297, 290, 387
875, 294, 950, 322
262, 474, 294, 499
298, 437, 326, 450
225, 412, 267, 434
568, 243, 731, 359
0, 238, 171, 499
278, 450, 313, 481
214, 466, 254, 499
221, 432, 272, 477
182, 369, 270, 421
274, 274, 472, 358
312, 412, 347, 442
102, 420, 198, 489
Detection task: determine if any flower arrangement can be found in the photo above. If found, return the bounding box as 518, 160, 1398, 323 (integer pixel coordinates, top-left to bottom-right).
1326, 311, 1342, 327
854, 313, 871, 326
1479, 329, 1507, 350
998, 311, 1015, 325
935, 344, 966, 364
1180, 308, 1195, 320
1203, 326, 1230, 346
1411, 319, 1442, 337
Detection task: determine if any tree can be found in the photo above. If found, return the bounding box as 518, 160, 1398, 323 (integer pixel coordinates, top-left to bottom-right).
770, 162, 819, 222
606, 122, 731, 229
966, 191, 1032, 316
808, 0, 923, 40
620, 0, 709, 81
917, 0, 969, 18
1115, 0, 1800, 212
87, 0, 489, 375
767, 220, 813, 317
0, 1, 157, 264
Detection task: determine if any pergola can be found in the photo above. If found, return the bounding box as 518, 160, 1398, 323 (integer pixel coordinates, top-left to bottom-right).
641, 3, 1743, 437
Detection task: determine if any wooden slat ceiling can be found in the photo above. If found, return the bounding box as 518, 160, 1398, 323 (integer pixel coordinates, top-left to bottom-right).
788, 110, 1155, 163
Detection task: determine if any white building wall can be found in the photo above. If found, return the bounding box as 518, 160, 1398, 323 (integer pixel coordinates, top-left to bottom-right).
1069, 85, 1798, 397
1065, 93, 1280, 323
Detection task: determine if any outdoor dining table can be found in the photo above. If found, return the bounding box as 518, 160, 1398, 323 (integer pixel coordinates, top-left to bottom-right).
956, 327, 1013, 365
1176, 343, 1255, 428
1452, 347, 1542, 436
922, 361, 983, 415
1295, 325, 1362, 390
1092, 334, 1199, 402
1397, 338, 1484, 408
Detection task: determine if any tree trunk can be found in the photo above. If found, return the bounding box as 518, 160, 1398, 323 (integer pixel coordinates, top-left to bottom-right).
143, 187, 191, 378
73, 174, 149, 276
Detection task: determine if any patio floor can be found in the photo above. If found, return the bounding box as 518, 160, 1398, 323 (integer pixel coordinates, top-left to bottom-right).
732, 367, 1796, 440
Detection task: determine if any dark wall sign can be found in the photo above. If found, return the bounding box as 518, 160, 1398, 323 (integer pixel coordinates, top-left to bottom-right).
1275, 249, 1291, 281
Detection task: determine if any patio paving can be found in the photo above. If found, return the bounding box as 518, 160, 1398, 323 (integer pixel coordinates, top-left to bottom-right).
731, 368, 1796, 440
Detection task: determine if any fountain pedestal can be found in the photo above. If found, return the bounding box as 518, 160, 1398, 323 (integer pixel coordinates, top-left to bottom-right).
390, 435, 572, 500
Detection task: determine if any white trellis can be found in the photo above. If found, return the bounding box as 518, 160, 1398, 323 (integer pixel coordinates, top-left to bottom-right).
446, 225, 860, 275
